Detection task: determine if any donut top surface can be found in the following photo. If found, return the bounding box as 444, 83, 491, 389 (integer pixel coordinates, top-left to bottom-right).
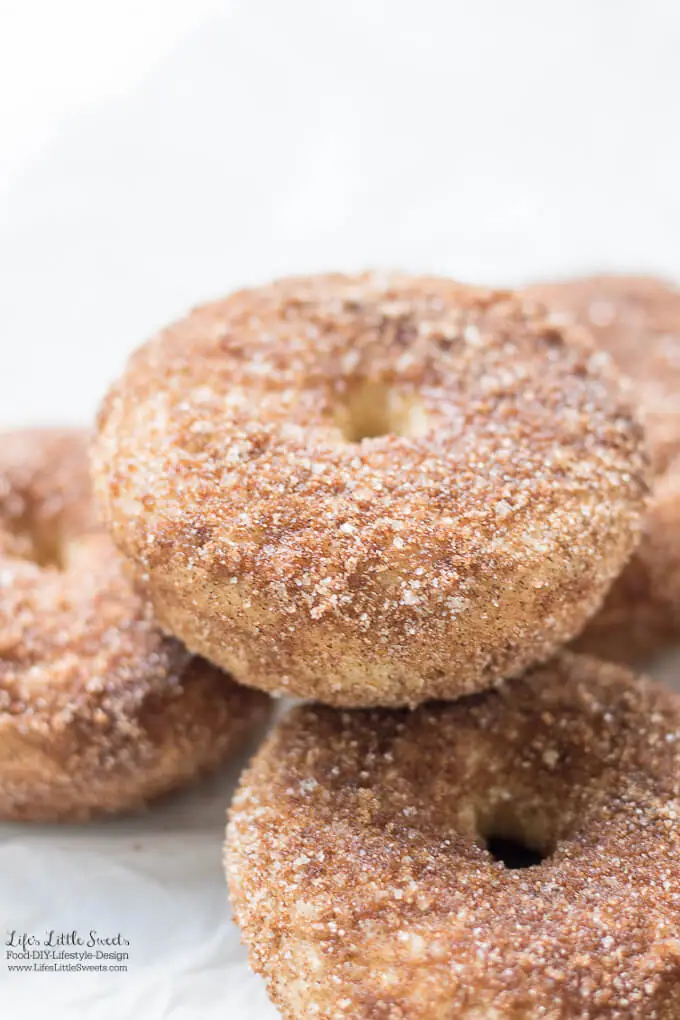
94, 274, 647, 658
525, 275, 680, 473
0, 430, 195, 718
228, 653, 680, 1018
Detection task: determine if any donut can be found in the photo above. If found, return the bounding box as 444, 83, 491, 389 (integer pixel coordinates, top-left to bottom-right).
0, 429, 270, 821
573, 456, 680, 663
92, 273, 648, 707
226, 653, 680, 1020
525, 275, 680, 474
525, 275, 680, 663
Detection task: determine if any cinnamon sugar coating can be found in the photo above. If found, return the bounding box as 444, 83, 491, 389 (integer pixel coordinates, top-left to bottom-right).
93, 273, 648, 707
575, 457, 680, 663
525, 276, 680, 663
226, 653, 680, 1020
525, 275, 680, 475
0, 430, 269, 821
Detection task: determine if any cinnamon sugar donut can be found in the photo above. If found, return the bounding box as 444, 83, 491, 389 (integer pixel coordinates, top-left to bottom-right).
525, 275, 680, 474
0, 429, 269, 821
227, 653, 680, 1020
93, 273, 647, 707
574, 456, 680, 663
525, 275, 680, 663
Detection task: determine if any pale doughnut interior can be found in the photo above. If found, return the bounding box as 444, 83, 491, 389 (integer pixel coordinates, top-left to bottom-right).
336, 380, 429, 442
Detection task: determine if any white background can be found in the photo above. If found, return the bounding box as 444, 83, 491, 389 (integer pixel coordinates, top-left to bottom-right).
1, 2, 680, 1018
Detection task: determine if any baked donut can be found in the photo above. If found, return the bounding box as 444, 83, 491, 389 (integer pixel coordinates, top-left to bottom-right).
93, 273, 647, 707
573, 455, 680, 663
525, 275, 680, 663
227, 653, 680, 1020
0, 429, 269, 821
525, 275, 680, 474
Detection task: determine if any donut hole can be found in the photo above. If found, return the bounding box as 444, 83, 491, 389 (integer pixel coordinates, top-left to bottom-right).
477, 802, 554, 870
337, 382, 428, 442
484, 834, 545, 870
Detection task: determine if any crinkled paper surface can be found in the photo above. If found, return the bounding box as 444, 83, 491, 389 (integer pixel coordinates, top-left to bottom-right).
0, 734, 278, 1020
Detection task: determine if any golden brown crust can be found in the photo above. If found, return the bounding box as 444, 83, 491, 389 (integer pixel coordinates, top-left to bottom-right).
93, 273, 648, 707
226, 653, 680, 1020
0, 429, 270, 821
525, 276, 680, 663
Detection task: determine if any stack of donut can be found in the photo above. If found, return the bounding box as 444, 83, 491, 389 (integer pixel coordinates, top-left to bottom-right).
5, 272, 680, 1016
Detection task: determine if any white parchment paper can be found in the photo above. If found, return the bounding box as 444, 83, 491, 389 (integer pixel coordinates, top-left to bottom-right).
2, 2, 680, 1017
0, 738, 278, 1020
